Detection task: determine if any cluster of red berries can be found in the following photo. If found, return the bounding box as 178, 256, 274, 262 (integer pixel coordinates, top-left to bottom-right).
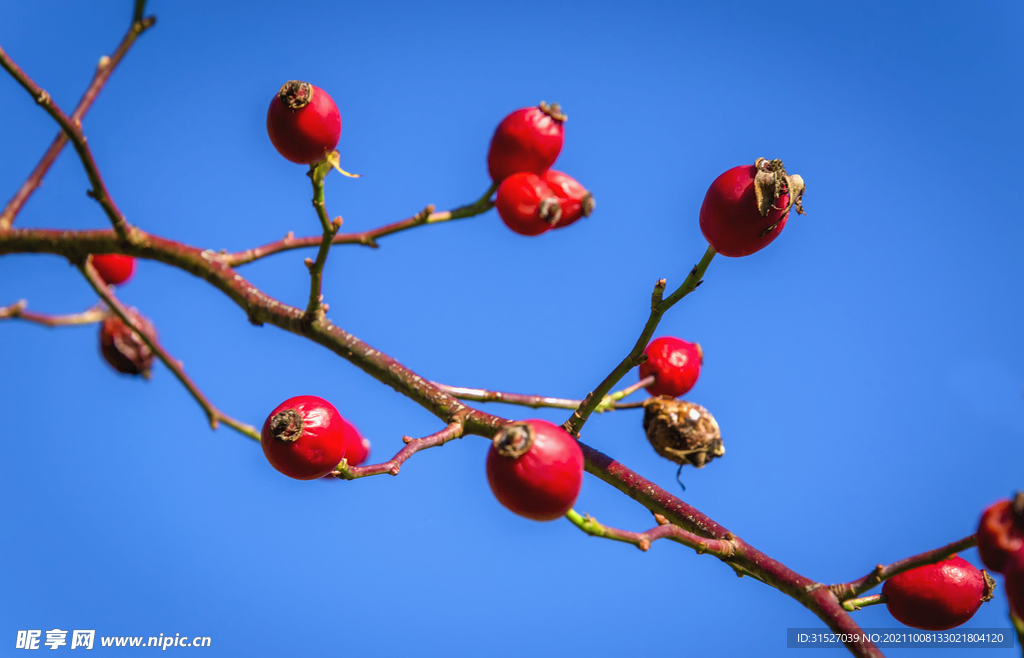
977, 494, 1024, 621
488, 103, 595, 236
261, 396, 370, 479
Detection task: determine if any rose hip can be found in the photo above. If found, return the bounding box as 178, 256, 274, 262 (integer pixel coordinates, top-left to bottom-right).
495, 172, 562, 236
542, 170, 594, 228
487, 102, 566, 183
486, 419, 584, 521
91, 254, 136, 286
977, 494, 1024, 572
261, 396, 365, 480
699, 158, 805, 257
267, 81, 342, 165
882, 556, 994, 631
99, 309, 157, 377
639, 336, 703, 398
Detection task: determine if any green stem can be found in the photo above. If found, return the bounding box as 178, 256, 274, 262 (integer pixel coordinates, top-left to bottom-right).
842, 594, 887, 612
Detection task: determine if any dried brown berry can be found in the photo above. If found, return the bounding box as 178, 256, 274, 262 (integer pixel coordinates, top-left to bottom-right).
99, 309, 157, 377
642, 397, 724, 468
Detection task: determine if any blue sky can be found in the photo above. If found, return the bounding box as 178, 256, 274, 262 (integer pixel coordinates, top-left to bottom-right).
2, 1, 1023, 655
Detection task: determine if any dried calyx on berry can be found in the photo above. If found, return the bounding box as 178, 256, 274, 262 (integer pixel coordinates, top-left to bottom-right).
753, 158, 805, 225
642, 397, 724, 468
277, 80, 314, 110
492, 422, 535, 458
99, 309, 157, 378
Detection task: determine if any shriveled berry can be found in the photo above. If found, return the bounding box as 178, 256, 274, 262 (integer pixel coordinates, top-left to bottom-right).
977, 494, 1024, 572
91, 254, 135, 286
1003, 549, 1024, 618
639, 336, 702, 398
487, 102, 566, 183
495, 172, 562, 236
542, 170, 594, 228
99, 309, 157, 378
261, 395, 362, 480
882, 556, 995, 631
699, 158, 806, 257
486, 419, 584, 521
267, 81, 342, 165
642, 398, 724, 469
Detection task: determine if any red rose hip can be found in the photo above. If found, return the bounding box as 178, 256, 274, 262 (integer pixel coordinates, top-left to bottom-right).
542, 170, 595, 228
639, 336, 703, 398
99, 309, 157, 377
699, 158, 806, 257
487, 102, 566, 183
267, 81, 342, 165
495, 172, 562, 236
882, 556, 994, 631
261, 395, 361, 480
977, 494, 1024, 572
486, 419, 584, 521
92, 254, 136, 286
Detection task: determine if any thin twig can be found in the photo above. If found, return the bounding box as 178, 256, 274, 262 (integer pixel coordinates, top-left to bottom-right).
223, 183, 497, 267
0, 299, 106, 326
332, 421, 464, 479
431, 381, 649, 412
563, 245, 716, 436
304, 161, 341, 320
566, 509, 736, 555
77, 258, 260, 440
829, 534, 977, 600
0, 10, 155, 230
0, 47, 135, 238
842, 594, 887, 612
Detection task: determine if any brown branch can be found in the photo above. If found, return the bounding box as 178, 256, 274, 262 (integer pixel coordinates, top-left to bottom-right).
222, 184, 496, 267
562, 245, 716, 437
0, 299, 105, 326
0, 13, 155, 230
0, 47, 136, 238
431, 380, 649, 412
567, 509, 737, 555
829, 534, 978, 600
77, 257, 261, 441
332, 421, 464, 479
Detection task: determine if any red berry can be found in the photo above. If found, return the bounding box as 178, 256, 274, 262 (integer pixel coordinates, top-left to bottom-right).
699, 158, 806, 257
542, 170, 595, 228
99, 309, 157, 377
267, 81, 342, 165
487, 102, 566, 183
495, 172, 562, 236
340, 418, 371, 467
261, 395, 362, 480
1003, 549, 1024, 618
882, 556, 994, 631
639, 336, 703, 398
977, 494, 1024, 572
92, 254, 135, 286
486, 419, 584, 521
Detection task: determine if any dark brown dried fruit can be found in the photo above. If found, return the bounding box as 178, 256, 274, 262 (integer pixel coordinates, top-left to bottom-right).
99, 309, 157, 377
642, 397, 724, 468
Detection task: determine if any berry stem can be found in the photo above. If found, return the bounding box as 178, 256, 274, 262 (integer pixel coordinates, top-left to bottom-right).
332, 421, 464, 479
828, 534, 978, 600
0, 7, 155, 231
566, 508, 737, 555
563, 244, 716, 437
77, 257, 261, 441
0, 299, 107, 326
841, 594, 887, 612
305, 160, 341, 320
431, 381, 648, 412
223, 182, 497, 265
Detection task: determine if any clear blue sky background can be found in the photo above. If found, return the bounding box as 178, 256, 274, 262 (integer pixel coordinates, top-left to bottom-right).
2, 1, 1023, 655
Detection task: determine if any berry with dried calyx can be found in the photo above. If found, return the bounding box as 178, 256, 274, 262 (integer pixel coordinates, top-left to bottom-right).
542, 170, 595, 228
495, 172, 562, 236
261, 395, 363, 480
487, 102, 566, 183
642, 398, 724, 469
977, 493, 1024, 572
92, 254, 135, 286
882, 556, 995, 631
99, 309, 157, 378
699, 158, 806, 257
639, 336, 703, 398
267, 81, 342, 165
486, 419, 584, 521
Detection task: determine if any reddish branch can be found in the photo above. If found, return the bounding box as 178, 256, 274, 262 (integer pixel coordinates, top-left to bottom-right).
0, 10, 155, 230
333, 422, 465, 479
432, 379, 650, 412
0, 300, 106, 326
567, 509, 737, 555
